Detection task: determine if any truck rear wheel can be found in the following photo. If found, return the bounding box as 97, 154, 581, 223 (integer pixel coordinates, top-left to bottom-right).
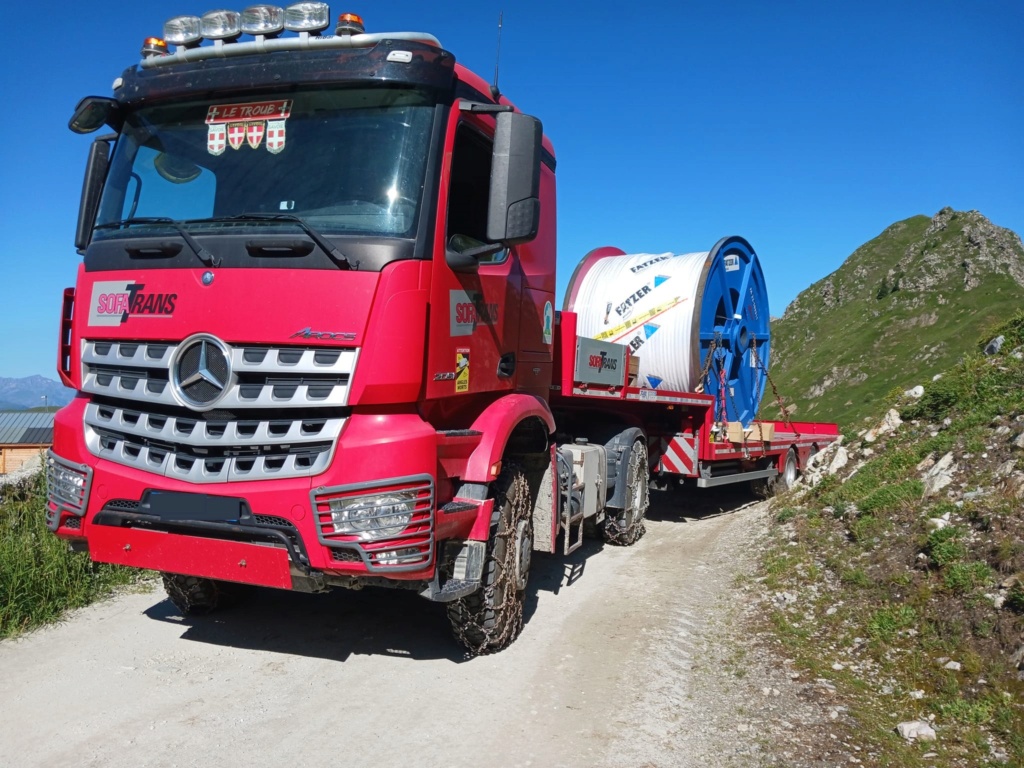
161, 573, 235, 615
447, 467, 533, 655
603, 439, 649, 546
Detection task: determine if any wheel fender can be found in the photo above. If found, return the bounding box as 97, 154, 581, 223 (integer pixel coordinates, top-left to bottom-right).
462, 394, 555, 484
604, 427, 646, 510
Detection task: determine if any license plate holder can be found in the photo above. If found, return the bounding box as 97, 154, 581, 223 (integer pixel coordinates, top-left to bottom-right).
140, 490, 252, 525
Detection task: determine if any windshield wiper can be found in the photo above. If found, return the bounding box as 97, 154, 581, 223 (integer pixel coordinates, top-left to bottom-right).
96, 217, 219, 267
213, 213, 354, 270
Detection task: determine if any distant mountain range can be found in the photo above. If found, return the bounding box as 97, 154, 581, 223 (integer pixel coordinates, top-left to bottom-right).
766, 207, 1024, 429
0, 375, 75, 411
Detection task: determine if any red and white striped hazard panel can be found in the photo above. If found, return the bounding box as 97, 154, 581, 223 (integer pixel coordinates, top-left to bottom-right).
658, 434, 697, 476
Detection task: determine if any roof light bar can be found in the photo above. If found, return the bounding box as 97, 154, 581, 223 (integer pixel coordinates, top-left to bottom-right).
241, 5, 285, 36
163, 15, 202, 46
201, 9, 242, 41
284, 2, 331, 33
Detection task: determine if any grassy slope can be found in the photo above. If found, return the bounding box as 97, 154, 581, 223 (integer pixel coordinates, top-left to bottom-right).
767, 213, 1024, 430
0, 473, 139, 638
760, 311, 1024, 767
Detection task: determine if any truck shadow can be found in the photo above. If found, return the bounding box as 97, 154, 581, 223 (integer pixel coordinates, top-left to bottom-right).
142, 537, 607, 665
141, 485, 762, 664
646, 483, 765, 523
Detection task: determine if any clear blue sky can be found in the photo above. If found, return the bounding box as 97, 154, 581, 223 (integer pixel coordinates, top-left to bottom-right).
1, 1, 1021, 379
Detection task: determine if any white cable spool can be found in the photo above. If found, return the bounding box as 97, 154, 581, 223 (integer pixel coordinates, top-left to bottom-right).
564, 238, 771, 424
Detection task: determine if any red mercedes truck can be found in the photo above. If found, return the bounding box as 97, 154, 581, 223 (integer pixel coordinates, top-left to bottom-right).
47, 5, 837, 653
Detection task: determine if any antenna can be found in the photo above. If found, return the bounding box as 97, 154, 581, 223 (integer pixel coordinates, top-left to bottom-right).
490, 11, 503, 102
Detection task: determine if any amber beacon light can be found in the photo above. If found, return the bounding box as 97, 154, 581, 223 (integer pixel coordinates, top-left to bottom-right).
335, 12, 365, 35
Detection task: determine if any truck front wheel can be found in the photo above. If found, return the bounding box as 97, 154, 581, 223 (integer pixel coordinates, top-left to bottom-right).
161, 573, 235, 615
447, 467, 533, 655
603, 439, 649, 546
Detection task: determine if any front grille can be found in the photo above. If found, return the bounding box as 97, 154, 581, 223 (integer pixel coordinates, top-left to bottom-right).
63, 517, 81, 529
80, 338, 357, 483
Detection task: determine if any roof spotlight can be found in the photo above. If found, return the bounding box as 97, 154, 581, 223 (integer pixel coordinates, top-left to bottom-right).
283, 2, 331, 34
201, 10, 242, 41
241, 5, 286, 37
163, 15, 202, 46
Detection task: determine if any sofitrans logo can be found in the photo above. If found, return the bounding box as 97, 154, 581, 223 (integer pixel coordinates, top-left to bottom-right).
88, 281, 177, 326
588, 351, 617, 372
450, 290, 500, 337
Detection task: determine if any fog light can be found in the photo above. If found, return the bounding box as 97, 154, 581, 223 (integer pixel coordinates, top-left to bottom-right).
375, 548, 420, 566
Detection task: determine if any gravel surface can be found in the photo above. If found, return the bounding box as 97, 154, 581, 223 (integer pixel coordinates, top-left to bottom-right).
0, 487, 833, 767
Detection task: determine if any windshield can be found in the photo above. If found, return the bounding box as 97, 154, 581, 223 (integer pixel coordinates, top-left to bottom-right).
94, 88, 434, 240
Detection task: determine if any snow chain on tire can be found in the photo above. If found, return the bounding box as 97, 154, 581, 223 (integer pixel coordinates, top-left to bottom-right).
603, 440, 649, 546
161, 573, 229, 615
447, 467, 533, 656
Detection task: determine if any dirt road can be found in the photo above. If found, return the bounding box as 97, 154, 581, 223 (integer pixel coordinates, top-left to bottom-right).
0, 489, 771, 768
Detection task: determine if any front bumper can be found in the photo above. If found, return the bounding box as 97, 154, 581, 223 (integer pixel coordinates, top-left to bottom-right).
48, 400, 456, 586
89, 522, 295, 589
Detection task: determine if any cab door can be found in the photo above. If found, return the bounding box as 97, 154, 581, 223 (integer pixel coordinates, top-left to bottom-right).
425, 110, 523, 404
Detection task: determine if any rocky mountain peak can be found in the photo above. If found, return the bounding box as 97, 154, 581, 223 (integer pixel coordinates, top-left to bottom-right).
767, 209, 1024, 428
893, 208, 1024, 294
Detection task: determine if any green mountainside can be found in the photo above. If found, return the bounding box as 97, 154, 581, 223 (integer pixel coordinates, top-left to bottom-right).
766, 208, 1024, 429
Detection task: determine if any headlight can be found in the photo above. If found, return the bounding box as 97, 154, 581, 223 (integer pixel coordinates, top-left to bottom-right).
329, 493, 414, 540
45, 450, 92, 521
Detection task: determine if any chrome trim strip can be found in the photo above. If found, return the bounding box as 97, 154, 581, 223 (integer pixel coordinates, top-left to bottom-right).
231, 347, 358, 375
84, 424, 337, 483
83, 402, 344, 448
83, 340, 173, 369
81, 339, 359, 409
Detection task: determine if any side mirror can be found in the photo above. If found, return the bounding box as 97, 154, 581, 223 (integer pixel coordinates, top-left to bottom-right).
486, 111, 542, 245
75, 134, 115, 253
69, 96, 121, 134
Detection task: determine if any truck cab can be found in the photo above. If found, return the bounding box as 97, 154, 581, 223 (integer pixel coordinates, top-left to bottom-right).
49, 6, 557, 654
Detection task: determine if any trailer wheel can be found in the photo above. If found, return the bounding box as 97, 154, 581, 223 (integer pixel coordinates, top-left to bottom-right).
776, 448, 799, 493
161, 573, 235, 615
447, 466, 533, 655
603, 439, 649, 546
